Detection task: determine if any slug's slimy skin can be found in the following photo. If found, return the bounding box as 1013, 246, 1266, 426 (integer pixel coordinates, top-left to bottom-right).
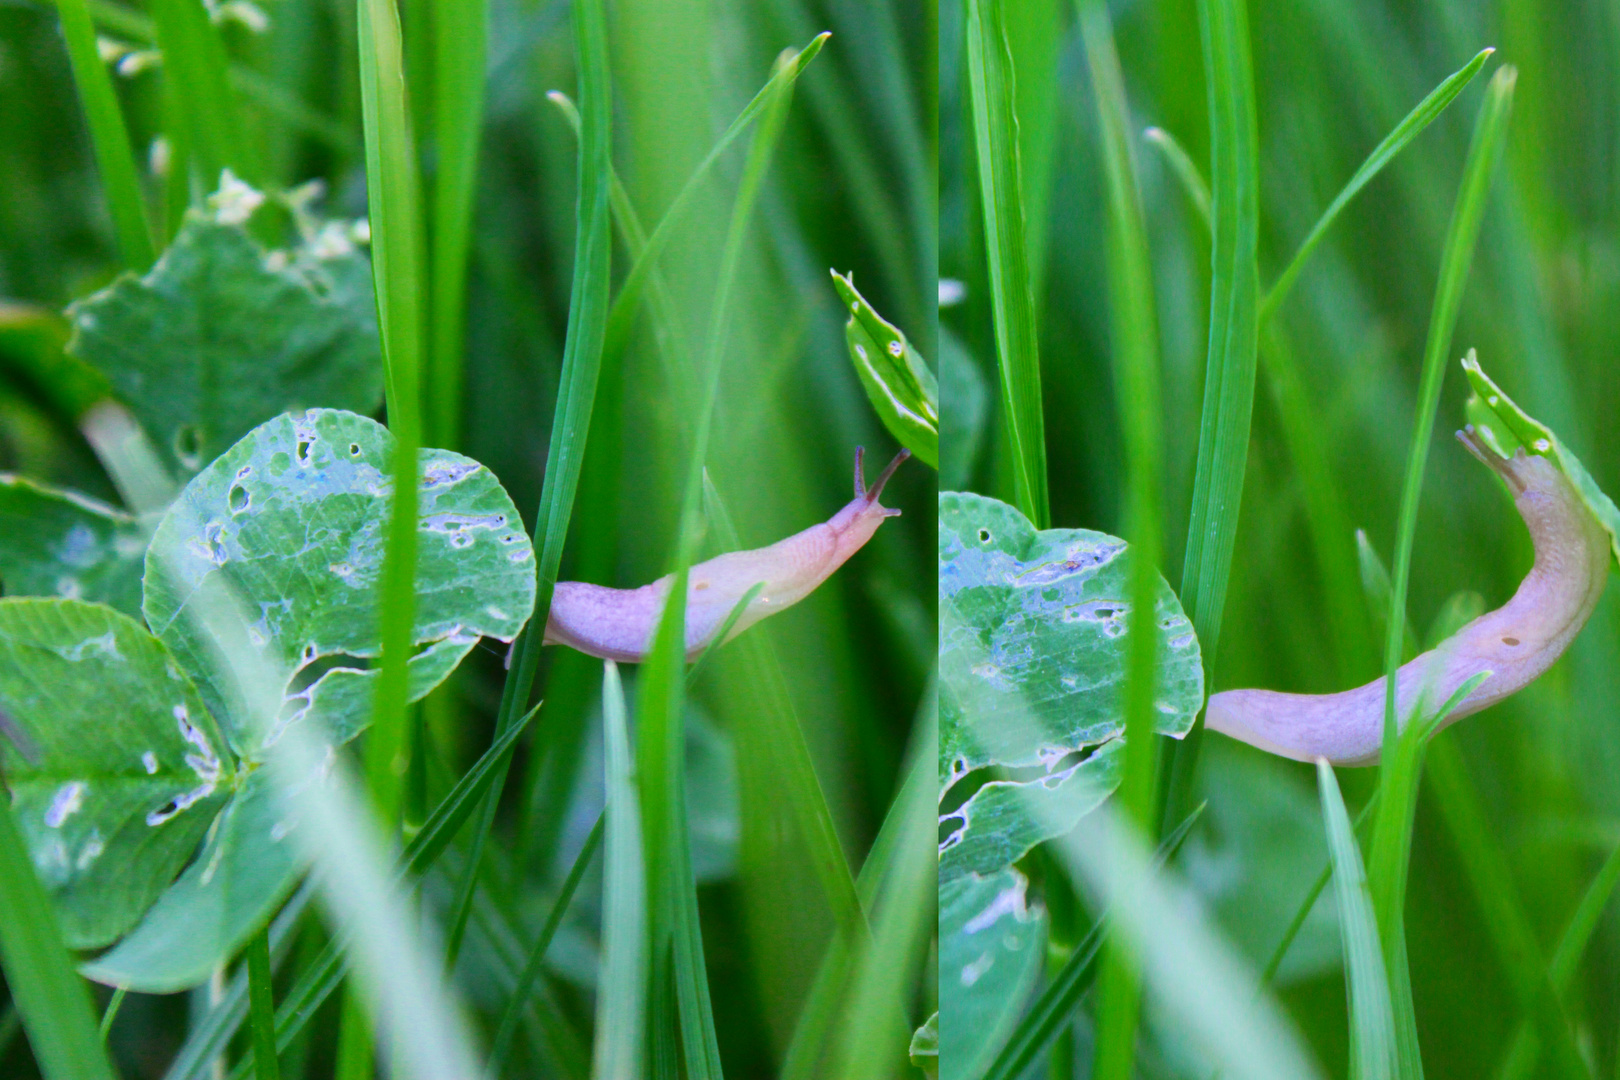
1206, 429, 1611, 766
542, 447, 908, 663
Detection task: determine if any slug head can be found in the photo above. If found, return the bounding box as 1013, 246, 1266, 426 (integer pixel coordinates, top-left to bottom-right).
827, 447, 908, 558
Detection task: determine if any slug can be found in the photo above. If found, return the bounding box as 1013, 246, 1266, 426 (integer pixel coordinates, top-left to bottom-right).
542, 447, 908, 663
1206, 428, 1611, 765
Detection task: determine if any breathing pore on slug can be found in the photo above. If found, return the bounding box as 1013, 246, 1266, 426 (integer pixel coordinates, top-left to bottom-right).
541, 447, 909, 663
1205, 427, 1611, 766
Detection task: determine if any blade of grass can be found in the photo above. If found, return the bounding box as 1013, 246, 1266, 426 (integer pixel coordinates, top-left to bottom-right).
981, 805, 1207, 1080
1498, 836, 1620, 1080
683, 581, 765, 689
1159, 0, 1261, 829
97, 987, 125, 1042
0, 796, 118, 1080
487, 812, 604, 1078
357, 0, 427, 828
1259, 48, 1495, 326
245, 928, 281, 1080
442, 0, 612, 969
828, 685, 936, 1080
595, 661, 646, 1080
1367, 76, 1515, 1077
1424, 737, 1591, 1080
965, 0, 1048, 527
55, 0, 154, 269
598, 33, 828, 386
427, 0, 488, 450
149, 0, 250, 185
637, 47, 798, 1080
1149, 131, 1374, 683
1317, 759, 1398, 1080
1079, 4, 1168, 1079
1260, 791, 1380, 987
1143, 126, 1211, 228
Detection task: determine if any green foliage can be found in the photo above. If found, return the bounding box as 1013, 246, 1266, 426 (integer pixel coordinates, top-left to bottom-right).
66, 210, 383, 481
939, 491, 1201, 784
0, 477, 143, 613
0, 599, 232, 949
939, 869, 1046, 1080
0, 410, 536, 993
831, 270, 938, 469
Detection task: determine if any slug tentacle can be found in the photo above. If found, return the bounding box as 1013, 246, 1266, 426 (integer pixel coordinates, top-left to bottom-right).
1206, 428, 1611, 766
542, 447, 909, 663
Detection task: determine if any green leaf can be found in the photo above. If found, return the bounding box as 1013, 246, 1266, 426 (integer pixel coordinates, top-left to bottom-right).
910, 1014, 938, 1080
66, 210, 384, 481
939, 868, 1047, 1080
940, 737, 1122, 882
0, 599, 233, 949
830, 270, 938, 469
0, 476, 144, 614
64, 409, 535, 993
1461, 351, 1620, 566
143, 409, 535, 755
80, 770, 297, 994
939, 491, 1203, 783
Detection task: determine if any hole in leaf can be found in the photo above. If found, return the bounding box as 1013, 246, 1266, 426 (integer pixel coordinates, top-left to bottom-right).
349, 443, 361, 456
977, 528, 992, 543
287, 652, 370, 696
228, 485, 250, 513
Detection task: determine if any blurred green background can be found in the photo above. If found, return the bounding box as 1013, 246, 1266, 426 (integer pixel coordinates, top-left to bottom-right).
0, 0, 935, 1075
944, 0, 1620, 1076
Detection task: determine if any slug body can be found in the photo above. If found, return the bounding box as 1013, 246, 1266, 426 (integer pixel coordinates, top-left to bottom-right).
542, 448, 907, 663
1206, 431, 1611, 766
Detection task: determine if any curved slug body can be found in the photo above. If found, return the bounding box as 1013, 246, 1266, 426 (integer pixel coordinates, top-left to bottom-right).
1206, 432, 1611, 766
542, 448, 907, 663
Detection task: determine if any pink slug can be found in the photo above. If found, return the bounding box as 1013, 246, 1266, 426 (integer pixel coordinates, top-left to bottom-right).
542, 447, 909, 663
1205, 428, 1611, 766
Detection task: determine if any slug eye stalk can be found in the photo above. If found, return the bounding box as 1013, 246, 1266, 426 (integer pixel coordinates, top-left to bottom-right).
1205, 427, 1611, 765
542, 447, 909, 663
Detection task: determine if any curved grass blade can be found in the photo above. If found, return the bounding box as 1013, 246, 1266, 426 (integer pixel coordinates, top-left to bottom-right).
684, 581, 765, 689
0, 798, 118, 1080
828, 688, 936, 1080
1367, 79, 1516, 1077
1425, 738, 1591, 1080
55, 0, 154, 270
1260, 791, 1379, 987
599, 33, 829, 378
1143, 127, 1211, 228
1498, 836, 1620, 1080
639, 47, 800, 1080
1317, 759, 1397, 1080
1260, 48, 1495, 326
964, 0, 1048, 527
443, 0, 613, 969
486, 812, 604, 1077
